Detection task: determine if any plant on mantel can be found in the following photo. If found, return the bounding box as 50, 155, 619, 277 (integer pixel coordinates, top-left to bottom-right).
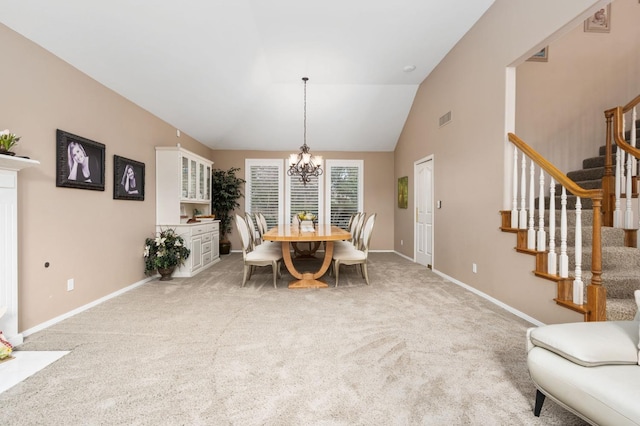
210, 167, 245, 254
0, 129, 20, 155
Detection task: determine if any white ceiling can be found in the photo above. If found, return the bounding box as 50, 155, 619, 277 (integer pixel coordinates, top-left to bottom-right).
0, 0, 495, 151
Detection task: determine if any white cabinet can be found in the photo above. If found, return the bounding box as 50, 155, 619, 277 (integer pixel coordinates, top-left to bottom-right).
155, 146, 219, 277
161, 221, 220, 277
156, 146, 213, 225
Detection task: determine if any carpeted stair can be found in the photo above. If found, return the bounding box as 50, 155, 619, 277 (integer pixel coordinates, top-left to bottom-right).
551, 137, 640, 320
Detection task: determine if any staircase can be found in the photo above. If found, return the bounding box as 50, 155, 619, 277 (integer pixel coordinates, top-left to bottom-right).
563, 143, 640, 320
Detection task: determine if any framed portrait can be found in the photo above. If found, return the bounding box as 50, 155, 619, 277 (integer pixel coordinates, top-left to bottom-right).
398, 176, 408, 209
113, 155, 145, 201
527, 47, 548, 62
56, 129, 106, 191
584, 5, 611, 33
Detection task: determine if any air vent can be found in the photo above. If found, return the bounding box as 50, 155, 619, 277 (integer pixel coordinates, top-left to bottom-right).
439, 111, 452, 127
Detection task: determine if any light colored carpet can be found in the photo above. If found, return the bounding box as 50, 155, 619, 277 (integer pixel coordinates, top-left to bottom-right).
2, 252, 587, 425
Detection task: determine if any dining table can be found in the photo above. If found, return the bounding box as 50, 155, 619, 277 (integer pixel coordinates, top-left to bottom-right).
262, 223, 351, 289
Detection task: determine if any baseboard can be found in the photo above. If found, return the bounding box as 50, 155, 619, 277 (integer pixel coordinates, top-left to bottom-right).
393, 251, 414, 262
432, 268, 545, 327
21, 276, 155, 340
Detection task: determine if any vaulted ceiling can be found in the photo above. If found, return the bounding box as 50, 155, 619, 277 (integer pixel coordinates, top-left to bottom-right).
0, 0, 495, 151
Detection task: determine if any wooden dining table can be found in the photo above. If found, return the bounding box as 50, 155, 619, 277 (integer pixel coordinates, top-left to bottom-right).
262, 224, 351, 289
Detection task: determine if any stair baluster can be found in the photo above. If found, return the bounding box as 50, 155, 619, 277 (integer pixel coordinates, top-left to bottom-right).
559, 187, 569, 278
537, 169, 546, 251
528, 160, 536, 250
547, 178, 557, 275
573, 197, 584, 305
519, 151, 527, 229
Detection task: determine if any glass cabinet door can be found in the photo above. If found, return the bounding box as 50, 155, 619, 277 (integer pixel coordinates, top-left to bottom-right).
199, 163, 205, 199
205, 165, 211, 201
181, 156, 189, 198
189, 159, 197, 199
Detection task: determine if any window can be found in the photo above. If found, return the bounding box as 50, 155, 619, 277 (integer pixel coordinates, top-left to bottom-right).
245, 159, 283, 229
325, 160, 364, 228
245, 158, 363, 229
285, 172, 324, 224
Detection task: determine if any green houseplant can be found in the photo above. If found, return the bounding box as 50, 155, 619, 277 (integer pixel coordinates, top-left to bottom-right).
211, 167, 245, 254
143, 228, 190, 280
0, 129, 20, 155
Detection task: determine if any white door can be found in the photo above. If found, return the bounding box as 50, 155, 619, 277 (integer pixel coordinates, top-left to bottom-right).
415, 158, 433, 268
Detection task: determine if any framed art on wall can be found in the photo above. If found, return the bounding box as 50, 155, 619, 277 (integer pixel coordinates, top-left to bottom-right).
56, 129, 105, 191
527, 47, 548, 62
584, 5, 611, 33
398, 176, 408, 209
113, 155, 145, 201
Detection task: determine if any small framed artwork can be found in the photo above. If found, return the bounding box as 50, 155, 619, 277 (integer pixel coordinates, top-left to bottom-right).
113, 155, 145, 201
56, 129, 105, 191
527, 47, 548, 62
398, 176, 408, 209
584, 5, 611, 33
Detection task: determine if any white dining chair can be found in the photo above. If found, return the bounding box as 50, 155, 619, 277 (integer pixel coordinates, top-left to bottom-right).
235, 214, 282, 289
332, 213, 376, 287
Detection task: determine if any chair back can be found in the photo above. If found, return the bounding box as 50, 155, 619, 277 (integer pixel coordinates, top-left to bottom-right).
235, 214, 251, 257
360, 213, 377, 254
254, 212, 265, 237
256, 212, 269, 237
352, 212, 367, 248
245, 212, 259, 248
292, 215, 300, 225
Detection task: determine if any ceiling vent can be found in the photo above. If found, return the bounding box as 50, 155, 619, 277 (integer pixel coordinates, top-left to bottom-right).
439, 111, 452, 127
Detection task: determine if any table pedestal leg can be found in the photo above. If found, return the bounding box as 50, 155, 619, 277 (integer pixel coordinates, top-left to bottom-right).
283, 241, 334, 289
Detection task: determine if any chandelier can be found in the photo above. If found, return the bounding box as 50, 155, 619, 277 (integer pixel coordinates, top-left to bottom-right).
287, 77, 323, 185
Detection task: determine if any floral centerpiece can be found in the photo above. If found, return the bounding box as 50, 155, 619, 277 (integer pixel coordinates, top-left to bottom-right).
0, 129, 20, 155
143, 228, 190, 280
297, 211, 317, 222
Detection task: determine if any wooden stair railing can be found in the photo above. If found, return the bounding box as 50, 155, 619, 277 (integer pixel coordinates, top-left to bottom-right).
504, 133, 605, 321
603, 95, 640, 241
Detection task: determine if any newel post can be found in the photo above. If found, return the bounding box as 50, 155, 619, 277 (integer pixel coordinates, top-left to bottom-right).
602, 109, 615, 227
587, 196, 606, 321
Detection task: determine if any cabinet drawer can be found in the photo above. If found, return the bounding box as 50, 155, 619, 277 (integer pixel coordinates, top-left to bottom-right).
202, 241, 212, 254
202, 232, 212, 243
192, 223, 214, 236
203, 252, 212, 266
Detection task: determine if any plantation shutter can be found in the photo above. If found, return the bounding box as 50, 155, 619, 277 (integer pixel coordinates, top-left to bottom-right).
286, 172, 323, 224
325, 160, 363, 228
245, 159, 283, 229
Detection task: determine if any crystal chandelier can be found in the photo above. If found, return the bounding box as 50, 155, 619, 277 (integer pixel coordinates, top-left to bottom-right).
287, 77, 323, 185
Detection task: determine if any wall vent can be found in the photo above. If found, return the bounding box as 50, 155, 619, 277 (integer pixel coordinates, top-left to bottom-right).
439, 111, 452, 127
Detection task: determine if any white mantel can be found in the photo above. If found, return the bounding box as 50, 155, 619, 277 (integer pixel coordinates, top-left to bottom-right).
0, 154, 39, 346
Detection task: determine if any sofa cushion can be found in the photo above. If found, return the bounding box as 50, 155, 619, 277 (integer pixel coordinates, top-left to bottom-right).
530, 321, 639, 367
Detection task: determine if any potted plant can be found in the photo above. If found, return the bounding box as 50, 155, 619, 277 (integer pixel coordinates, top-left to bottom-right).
143, 228, 191, 280
211, 167, 245, 254
0, 129, 20, 156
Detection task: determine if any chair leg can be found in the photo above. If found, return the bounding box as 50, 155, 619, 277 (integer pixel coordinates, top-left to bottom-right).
334, 261, 340, 287
534, 389, 546, 417
271, 261, 278, 289
276, 261, 282, 278
242, 265, 249, 287
362, 263, 369, 285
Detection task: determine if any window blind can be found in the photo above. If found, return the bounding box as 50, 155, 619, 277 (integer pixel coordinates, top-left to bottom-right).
245, 160, 282, 229
326, 161, 363, 228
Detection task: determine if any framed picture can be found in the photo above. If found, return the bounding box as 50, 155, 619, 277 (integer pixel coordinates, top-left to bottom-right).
584, 5, 611, 33
113, 155, 145, 201
398, 176, 408, 209
56, 129, 105, 191
527, 47, 548, 62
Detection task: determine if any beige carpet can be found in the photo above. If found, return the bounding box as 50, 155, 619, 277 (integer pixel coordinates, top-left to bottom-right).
1, 252, 587, 425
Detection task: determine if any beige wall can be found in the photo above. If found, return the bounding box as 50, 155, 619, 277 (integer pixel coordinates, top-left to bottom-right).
1, 24, 212, 331
516, 0, 640, 173
210, 150, 394, 252
394, 0, 607, 324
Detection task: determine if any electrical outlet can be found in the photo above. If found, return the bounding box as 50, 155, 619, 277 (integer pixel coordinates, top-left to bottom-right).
400, 239, 403, 246
67, 278, 74, 291
472, 263, 477, 274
